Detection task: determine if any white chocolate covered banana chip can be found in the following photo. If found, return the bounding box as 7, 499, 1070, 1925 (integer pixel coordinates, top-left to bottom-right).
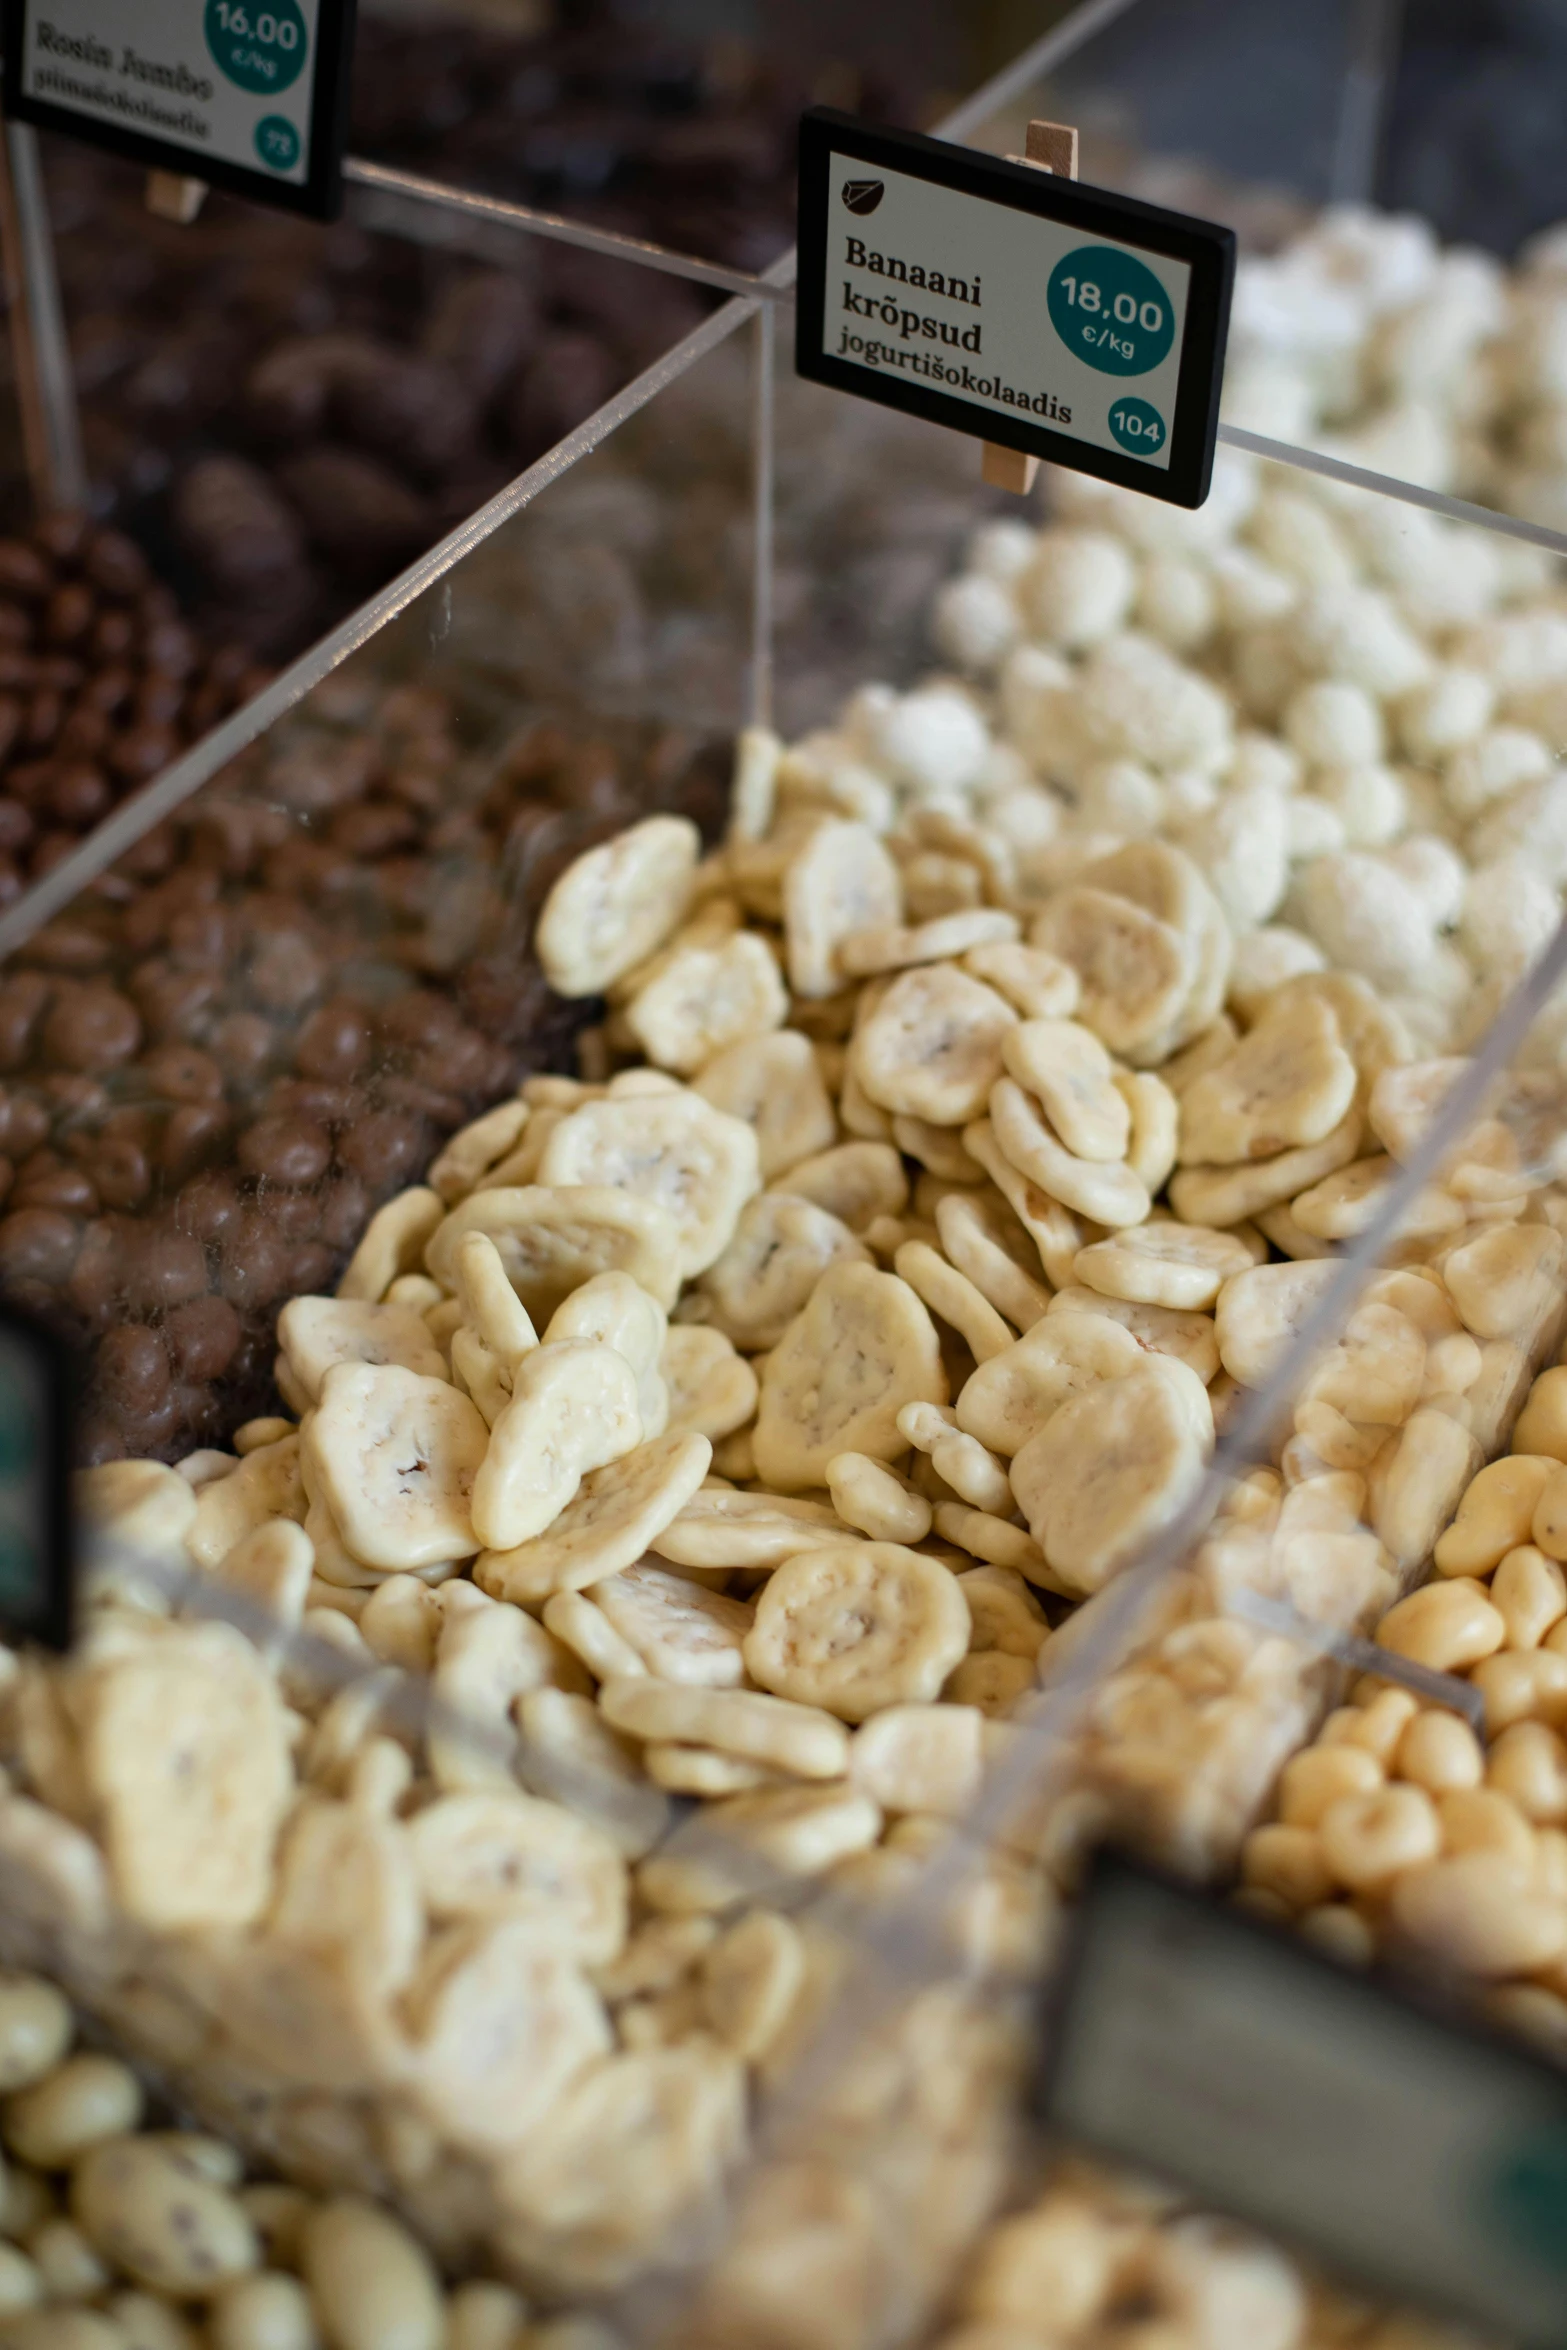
479, 1430, 712, 1600
1009, 1367, 1207, 1597
406, 1789, 627, 1964
650, 1487, 848, 1570
425, 1184, 682, 1318
783, 817, 902, 999
277, 1297, 448, 1405
955, 1309, 1143, 1456
753, 1261, 946, 1490
1002, 1017, 1129, 1163
659, 1324, 758, 1443
743, 1542, 970, 1721
535, 813, 701, 997
697, 1192, 869, 1352
307, 1364, 487, 1572
590, 1560, 753, 1687
539, 1093, 761, 1280
546, 1271, 669, 1439
470, 1340, 642, 1554
693, 1029, 837, 1180
851, 963, 1018, 1127
1178, 992, 1357, 1166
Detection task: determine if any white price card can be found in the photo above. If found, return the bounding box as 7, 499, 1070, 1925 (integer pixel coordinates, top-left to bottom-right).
796, 109, 1234, 509
1042, 1851, 1567, 2348
2, 0, 355, 217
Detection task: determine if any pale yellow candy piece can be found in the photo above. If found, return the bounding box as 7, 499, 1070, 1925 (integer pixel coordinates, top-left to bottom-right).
609, 896, 741, 1009
542, 1589, 646, 1683
1215, 1260, 1339, 1388
470, 1340, 642, 1553
540, 1093, 760, 1281
406, 1789, 625, 1962
851, 965, 1017, 1127
546, 1271, 668, 1438
895, 1239, 1014, 1363
536, 814, 700, 997
494, 2043, 746, 2288
1269, 968, 1411, 1094
403, 1916, 613, 2157
428, 1599, 561, 1793
428, 1100, 532, 1206
599, 1675, 849, 1778
743, 1543, 970, 1722
698, 1192, 869, 1351
946, 1651, 1036, 1715
962, 940, 1080, 1020
337, 1188, 444, 1304
425, 1185, 681, 1319
625, 932, 788, 1076
1073, 1222, 1256, 1312
456, 1233, 539, 1362
651, 1488, 848, 1569
956, 1563, 1048, 1658
1445, 1224, 1567, 1344
78, 1622, 293, 1932
661, 1325, 758, 1442
849, 1702, 985, 1816
78, 1459, 194, 1613
701, 1910, 804, 2061
1048, 1286, 1223, 1385
1030, 887, 1193, 1058
963, 1118, 1086, 1286
1302, 1300, 1426, 1427
932, 1425, 1013, 1513
1116, 1070, 1180, 1194
1179, 992, 1357, 1169
935, 1188, 1051, 1332
1288, 1155, 1463, 1245
307, 1365, 486, 1571
753, 1261, 945, 1491
207, 1519, 313, 1648
591, 1560, 752, 1687
825, 1453, 932, 1544
783, 819, 902, 999
187, 1437, 303, 1570
776, 1140, 907, 1231
1388, 1853, 1567, 1978
639, 1785, 884, 1916
956, 1309, 1142, 1456
1168, 1108, 1363, 1226
1367, 1056, 1470, 1161
990, 1077, 1150, 1229
838, 909, 1019, 978
278, 1296, 448, 1408
1002, 1019, 1129, 1164
693, 1030, 836, 1181
933, 1503, 1050, 1579
1011, 1369, 1207, 1597
359, 1574, 441, 1673
482, 1430, 711, 1599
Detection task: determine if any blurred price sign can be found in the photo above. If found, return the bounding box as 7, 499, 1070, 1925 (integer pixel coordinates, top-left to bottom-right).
1, 0, 356, 218
0, 1306, 72, 1651
796, 109, 1234, 510
1041, 1851, 1567, 2348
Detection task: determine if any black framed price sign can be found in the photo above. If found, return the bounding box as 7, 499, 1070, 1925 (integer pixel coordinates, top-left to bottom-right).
2, 0, 356, 218
0, 1304, 73, 1651
796, 108, 1235, 510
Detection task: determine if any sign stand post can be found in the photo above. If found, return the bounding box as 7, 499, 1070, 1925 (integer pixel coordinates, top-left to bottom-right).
981, 116, 1078, 498
0, 119, 85, 515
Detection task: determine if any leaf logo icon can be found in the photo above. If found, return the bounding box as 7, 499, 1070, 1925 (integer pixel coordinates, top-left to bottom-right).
842, 179, 885, 215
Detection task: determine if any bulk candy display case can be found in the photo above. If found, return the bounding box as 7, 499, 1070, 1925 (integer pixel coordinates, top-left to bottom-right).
0, 6, 1562, 2350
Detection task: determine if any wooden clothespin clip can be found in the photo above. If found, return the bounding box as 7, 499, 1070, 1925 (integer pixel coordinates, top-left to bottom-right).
981, 119, 1079, 498
145, 172, 208, 225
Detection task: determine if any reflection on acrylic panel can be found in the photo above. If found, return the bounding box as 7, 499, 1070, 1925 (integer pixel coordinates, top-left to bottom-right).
0, 1312, 73, 1651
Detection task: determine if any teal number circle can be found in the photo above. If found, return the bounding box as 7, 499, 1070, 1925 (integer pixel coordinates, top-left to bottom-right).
205, 0, 308, 96
1108, 396, 1167, 457
255, 115, 301, 171
1048, 245, 1175, 377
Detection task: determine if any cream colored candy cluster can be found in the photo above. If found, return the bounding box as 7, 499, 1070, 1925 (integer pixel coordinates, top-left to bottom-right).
1242, 1349, 1567, 2037
0, 1968, 556, 2350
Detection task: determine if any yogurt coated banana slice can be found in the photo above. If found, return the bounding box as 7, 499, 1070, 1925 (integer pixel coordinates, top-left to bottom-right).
455, 1232, 540, 1362
753, 1260, 946, 1491
956, 1564, 1049, 1659
540, 1093, 761, 1281
1002, 1018, 1130, 1164
1178, 993, 1357, 1167
1047, 1284, 1222, 1385
990, 1077, 1150, 1229
590, 1560, 754, 1687
1215, 1259, 1340, 1388
425, 1185, 682, 1319
660, 1325, 758, 1442
406, 1789, 627, 1964
852, 964, 1018, 1127
934, 1189, 1052, 1332
783, 817, 902, 999
774, 1140, 907, 1231
547, 1271, 669, 1439
278, 1296, 448, 1406
1030, 886, 1193, 1058
693, 1029, 837, 1181
1073, 1220, 1258, 1311
743, 1542, 971, 1721
187, 1435, 304, 1570
479, 1429, 712, 1599
471, 1340, 643, 1554
1010, 1368, 1207, 1597
955, 1309, 1143, 1456
404, 1916, 613, 2158
307, 1364, 487, 1571
650, 1488, 849, 1570
536, 813, 701, 998
625, 931, 788, 1075
697, 1192, 869, 1351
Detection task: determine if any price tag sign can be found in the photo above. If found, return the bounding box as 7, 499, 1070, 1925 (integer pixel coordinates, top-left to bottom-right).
796, 109, 1235, 509
2, 0, 356, 218
0, 1305, 73, 1651
1041, 1851, 1567, 2348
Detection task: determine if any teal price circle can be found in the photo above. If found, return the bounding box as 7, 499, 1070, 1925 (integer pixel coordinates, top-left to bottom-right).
255, 115, 301, 172
205, 0, 308, 97
1108, 396, 1167, 458
1048, 245, 1176, 377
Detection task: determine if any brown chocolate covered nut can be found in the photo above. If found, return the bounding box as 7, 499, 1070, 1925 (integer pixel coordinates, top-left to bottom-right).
237, 1116, 331, 1188
165, 1292, 241, 1381
41, 983, 141, 1072
98, 1323, 171, 1416
119, 1228, 209, 1314
295, 1001, 370, 1083
0, 1208, 79, 1284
